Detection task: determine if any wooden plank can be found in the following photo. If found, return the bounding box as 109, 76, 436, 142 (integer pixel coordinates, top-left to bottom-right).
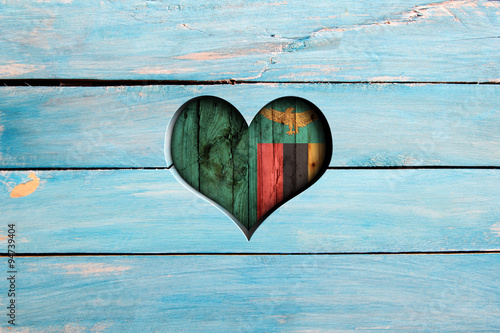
252, 97, 329, 228
231, 106, 250, 230
10, 254, 500, 331
283, 144, 308, 200
257, 143, 282, 220
198, 98, 239, 223
0, 0, 498, 81
1, 169, 498, 253
308, 143, 326, 181
171, 97, 251, 228
248, 113, 260, 226
171, 98, 200, 190
0, 83, 498, 168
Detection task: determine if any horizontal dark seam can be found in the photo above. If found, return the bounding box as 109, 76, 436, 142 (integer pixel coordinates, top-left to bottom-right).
1, 79, 499, 87
0, 166, 498, 171
327, 166, 500, 170
3, 250, 500, 257
0, 166, 174, 171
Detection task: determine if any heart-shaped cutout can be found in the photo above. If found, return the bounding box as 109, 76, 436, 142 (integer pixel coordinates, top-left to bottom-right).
166, 96, 332, 240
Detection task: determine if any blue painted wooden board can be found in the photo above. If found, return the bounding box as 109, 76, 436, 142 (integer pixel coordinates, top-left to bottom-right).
1, 0, 499, 330
11, 254, 500, 331
0, 84, 498, 168
1, 169, 498, 253
0, 0, 498, 81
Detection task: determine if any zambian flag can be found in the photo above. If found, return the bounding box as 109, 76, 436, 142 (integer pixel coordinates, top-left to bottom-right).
170, 96, 330, 238
249, 97, 328, 223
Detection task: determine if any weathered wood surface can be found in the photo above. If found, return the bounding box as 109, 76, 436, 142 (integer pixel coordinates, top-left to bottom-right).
171, 97, 252, 229
1, 169, 498, 253
1, 83, 498, 168
10, 254, 500, 331
1, 0, 499, 330
0, 0, 498, 82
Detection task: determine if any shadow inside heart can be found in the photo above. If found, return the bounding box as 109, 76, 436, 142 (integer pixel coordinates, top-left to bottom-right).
166, 96, 332, 240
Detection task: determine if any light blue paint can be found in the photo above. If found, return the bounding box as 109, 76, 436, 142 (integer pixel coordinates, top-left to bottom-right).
0, 84, 498, 168
0, 1, 498, 81
1, 0, 499, 330
11, 254, 500, 331
1, 169, 498, 253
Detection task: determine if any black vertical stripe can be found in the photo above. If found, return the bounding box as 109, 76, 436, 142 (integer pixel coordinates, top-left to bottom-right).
283, 143, 296, 200
295, 144, 309, 190
283, 143, 309, 200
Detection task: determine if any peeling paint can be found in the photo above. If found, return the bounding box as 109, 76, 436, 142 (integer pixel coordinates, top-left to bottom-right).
90, 321, 113, 333
10, 173, 40, 198
175, 47, 271, 60
491, 223, 500, 236
234, 63, 270, 80
369, 76, 414, 81
483, 1, 500, 8
177, 23, 209, 35
57, 263, 132, 277
0, 62, 45, 77
176, 51, 243, 60
35, 0, 73, 3
203, 0, 477, 60
132, 67, 196, 74
296, 0, 480, 41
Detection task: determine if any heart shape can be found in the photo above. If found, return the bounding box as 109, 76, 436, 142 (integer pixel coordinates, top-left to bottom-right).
165, 96, 332, 240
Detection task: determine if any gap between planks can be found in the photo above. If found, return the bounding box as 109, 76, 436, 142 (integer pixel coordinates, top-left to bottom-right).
1, 166, 499, 171
3, 250, 500, 257
1, 79, 500, 87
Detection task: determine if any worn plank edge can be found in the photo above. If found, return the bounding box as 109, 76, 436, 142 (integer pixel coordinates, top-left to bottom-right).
1, 80, 500, 86
1, 166, 499, 171
3, 250, 500, 257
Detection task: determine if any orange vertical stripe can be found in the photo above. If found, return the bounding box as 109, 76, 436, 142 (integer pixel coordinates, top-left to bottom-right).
308, 143, 326, 182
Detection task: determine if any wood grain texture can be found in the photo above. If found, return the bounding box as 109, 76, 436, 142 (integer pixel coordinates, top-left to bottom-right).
172, 96, 251, 228
10, 254, 500, 331
1, 169, 498, 253
170, 96, 328, 231
309, 143, 326, 181
170, 98, 200, 189
0, 0, 498, 81
0, 83, 498, 168
197, 97, 245, 225
2, 0, 498, 330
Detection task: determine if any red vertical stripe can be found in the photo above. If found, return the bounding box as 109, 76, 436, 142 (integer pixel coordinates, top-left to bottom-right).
257, 143, 283, 220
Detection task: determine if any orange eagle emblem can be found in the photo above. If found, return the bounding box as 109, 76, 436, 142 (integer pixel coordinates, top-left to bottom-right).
259, 107, 319, 135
